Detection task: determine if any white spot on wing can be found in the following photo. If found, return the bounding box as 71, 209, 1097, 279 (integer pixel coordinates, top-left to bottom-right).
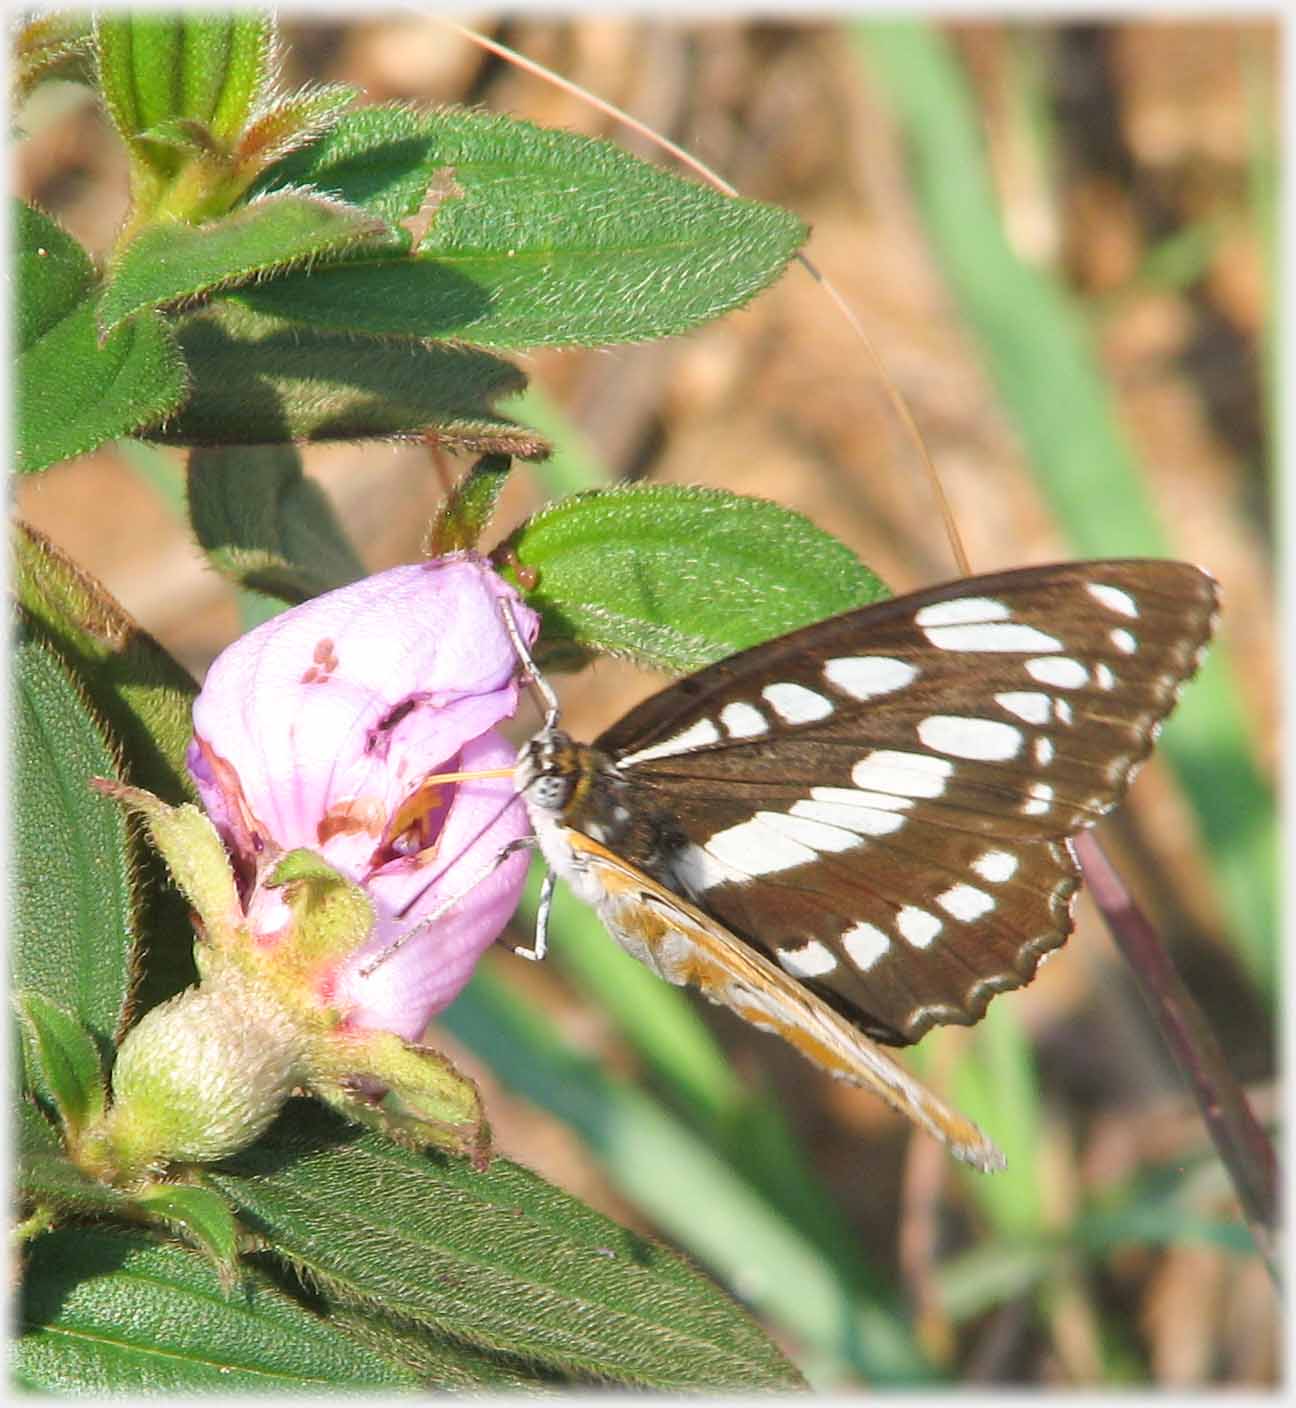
914, 596, 1010, 626
672, 843, 746, 895
1110, 627, 1138, 655
777, 940, 837, 978
823, 655, 917, 699
758, 809, 860, 854
703, 817, 815, 876
719, 701, 768, 739
851, 750, 954, 798
1095, 663, 1116, 691
1087, 582, 1139, 617
1022, 781, 1054, 816
1034, 736, 1055, 766
936, 883, 995, 921
996, 690, 1052, 724
917, 715, 1023, 761
1054, 698, 1074, 724
806, 785, 913, 815
618, 717, 722, 767
896, 906, 942, 948
924, 622, 1063, 652
790, 796, 906, 837
972, 849, 1019, 883
761, 681, 835, 724
1026, 657, 1090, 689
842, 922, 890, 971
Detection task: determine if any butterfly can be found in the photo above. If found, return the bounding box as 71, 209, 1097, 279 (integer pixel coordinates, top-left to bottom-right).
510, 559, 1218, 1170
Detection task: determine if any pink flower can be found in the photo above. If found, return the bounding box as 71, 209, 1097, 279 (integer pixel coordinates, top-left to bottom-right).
187, 554, 537, 1039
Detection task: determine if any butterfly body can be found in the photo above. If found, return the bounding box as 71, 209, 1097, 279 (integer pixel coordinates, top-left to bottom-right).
513, 559, 1218, 1168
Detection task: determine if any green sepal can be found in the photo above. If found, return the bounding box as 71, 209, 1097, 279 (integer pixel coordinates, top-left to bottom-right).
14, 993, 108, 1139
90, 782, 241, 948
132, 1182, 243, 1280
316, 1032, 490, 1169
427, 454, 514, 554
187, 445, 365, 604
265, 850, 375, 968
496, 483, 890, 672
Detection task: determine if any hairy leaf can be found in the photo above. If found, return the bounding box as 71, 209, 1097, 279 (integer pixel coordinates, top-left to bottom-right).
152, 299, 543, 455
13, 630, 135, 1050
13, 523, 200, 1014
98, 192, 394, 338
242, 105, 807, 347
209, 1104, 802, 1390
188, 445, 366, 603
498, 484, 889, 672
16, 1228, 420, 1392
15, 202, 186, 473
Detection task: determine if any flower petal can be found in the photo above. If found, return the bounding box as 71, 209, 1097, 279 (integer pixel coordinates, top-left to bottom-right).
334, 730, 532, 1037
189, 554, 536, 874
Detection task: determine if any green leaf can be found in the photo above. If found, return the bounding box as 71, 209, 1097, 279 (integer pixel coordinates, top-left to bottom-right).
13, 630, 135, 1050
19, 1148, 137, 1221
98, 192, 394, 338
242, 105, 808, 347
132, 1183, 241, 1273
13, 521, 197, 801
498, 484, 889, 671
13, 522, 201, 1016
328, 1301, 576, 1389
95, 14, 272, 172
14, 14, 95, 103
209, 1103, 803, 1390
188, 445, 366, 603
18, 1100, 63, 1158
13, 993, 107, 1137
152, 298, 545, 455
15, 202, 187, 473
16, 1228, 420, 1392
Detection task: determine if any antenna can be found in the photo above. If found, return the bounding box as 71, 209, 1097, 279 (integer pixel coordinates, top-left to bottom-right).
499, 597, 560, 732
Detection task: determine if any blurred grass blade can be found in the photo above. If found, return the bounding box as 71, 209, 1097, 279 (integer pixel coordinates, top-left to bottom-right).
519, 866, 873, 1265
440, 961, 937, 1387
852, 19, 1275, 1001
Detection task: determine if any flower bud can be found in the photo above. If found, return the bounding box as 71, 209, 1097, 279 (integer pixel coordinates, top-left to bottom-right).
94, 969, 305, 1180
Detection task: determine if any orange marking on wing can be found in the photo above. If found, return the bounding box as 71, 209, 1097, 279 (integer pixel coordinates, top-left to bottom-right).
567, 832, 1004, 1171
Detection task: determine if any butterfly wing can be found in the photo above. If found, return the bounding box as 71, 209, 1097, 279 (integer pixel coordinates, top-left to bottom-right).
569, 829, 1006, 1171
595, 560, 1218, 1045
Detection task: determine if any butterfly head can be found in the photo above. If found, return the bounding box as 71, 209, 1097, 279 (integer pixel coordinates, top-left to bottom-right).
514, 728, 587, 816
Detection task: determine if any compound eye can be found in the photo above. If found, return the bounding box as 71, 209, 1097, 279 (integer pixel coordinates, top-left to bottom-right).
530, 773, 571, 812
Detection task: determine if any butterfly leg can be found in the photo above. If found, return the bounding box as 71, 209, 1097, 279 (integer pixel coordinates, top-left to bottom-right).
359, 837, 535, 976
508, 868, 554, 962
